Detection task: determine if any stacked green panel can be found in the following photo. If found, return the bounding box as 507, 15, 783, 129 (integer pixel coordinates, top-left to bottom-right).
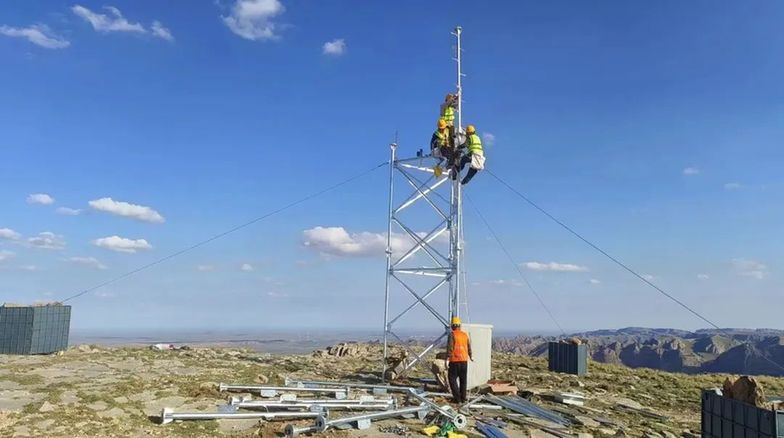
548, 341, 588, 376
0, 305, 71, 354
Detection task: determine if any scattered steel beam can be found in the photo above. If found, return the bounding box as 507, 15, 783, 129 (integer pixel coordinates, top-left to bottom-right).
160, 407, 321, 425
229, 395, 388, 407
476, 421, 509, 438
459, 395, 487, 412
284, 378, 421, 393
219, 383, 347, 399
466, 404, 503, 410
406, 388, 467, 429
285, 404, 430, 436
485, 395, 569, 427
234, 400, 394, 411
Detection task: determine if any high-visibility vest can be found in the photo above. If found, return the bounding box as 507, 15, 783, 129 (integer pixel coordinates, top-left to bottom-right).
467, 134, 483, 154
434, 129, 448, 146
450, 329, 470, 362
442, 106, 455, 123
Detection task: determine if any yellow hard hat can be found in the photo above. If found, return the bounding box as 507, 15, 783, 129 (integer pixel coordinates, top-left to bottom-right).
451, 316, 461, 325
466, 125, 476, 134
445, 93, 453, 101
437, 119, 447, 129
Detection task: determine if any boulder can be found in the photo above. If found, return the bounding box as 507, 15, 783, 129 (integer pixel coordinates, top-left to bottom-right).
723, 375, 766, 407
431, 356, 449, 392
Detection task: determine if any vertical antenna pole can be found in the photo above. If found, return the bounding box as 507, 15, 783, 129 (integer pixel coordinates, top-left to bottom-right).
452, 26, 464, 322
382, 143, 396, 381
455, 26, 463, 133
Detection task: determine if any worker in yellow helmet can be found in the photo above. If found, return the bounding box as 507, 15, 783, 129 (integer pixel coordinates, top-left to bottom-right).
456, 125, 485, 185
440, 93, 458, 147
446, 316, 472, 403
431, 119, 452, 177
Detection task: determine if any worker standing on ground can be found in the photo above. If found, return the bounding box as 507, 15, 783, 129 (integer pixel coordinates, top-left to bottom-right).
457, 124, 485, 185
446, 316, 472, 403
431, 119, 451, 177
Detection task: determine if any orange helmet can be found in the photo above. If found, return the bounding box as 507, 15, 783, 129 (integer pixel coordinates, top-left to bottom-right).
437, 119, 447, 129
466, 125, 476, 134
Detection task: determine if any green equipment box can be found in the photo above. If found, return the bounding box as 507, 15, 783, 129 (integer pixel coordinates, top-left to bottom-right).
548, 341, 588, 376
702, 390, 783, 437
0, 304, 71, 354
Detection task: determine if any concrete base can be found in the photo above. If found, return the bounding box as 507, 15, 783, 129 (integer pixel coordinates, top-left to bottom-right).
461, 323, 493, 389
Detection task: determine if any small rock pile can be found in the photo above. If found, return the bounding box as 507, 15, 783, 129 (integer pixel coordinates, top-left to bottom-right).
315, 342, 371, 358
378, 424, 411, 436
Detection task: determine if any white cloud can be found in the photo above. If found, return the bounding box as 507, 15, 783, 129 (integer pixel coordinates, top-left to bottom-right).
151, 21, 174, 41
322, 38, 346, 56
28, 232, 65, 250
642, 274, 655, 281
303, 226, 406, 257
72, 5, 146, 33
302, 226, 449, 258
222, 0, 285, 41
56, 207, 81, 216
27, 193, 55, 205
88, 197, 165, 223
240, 263, 254, 272
523, 261, 589, 272
724, 182, 742, 190
66, 256, 107, 270
196, 264, 216, 272
0, 250, 15, 262
697, 273, 710, 280
482, 133, 496, 147
16, 265, 38, 271
92, 235, 152, 253
0, 24, 70, 49
72, 5, 173, 41
682, 167, 700, 176
0, 228, 21, 240
732, 258, 767, 280
589, 278, 601, 284
489, 279, 523, 288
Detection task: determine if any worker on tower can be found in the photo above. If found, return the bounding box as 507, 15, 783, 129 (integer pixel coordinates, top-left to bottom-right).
431, 119, 451, 177
446, 316, 472, 403
457, 124, 485, 185
440, 93, 458, 146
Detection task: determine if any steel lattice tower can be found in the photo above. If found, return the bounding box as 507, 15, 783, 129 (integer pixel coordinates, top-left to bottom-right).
382, 27, 466, 379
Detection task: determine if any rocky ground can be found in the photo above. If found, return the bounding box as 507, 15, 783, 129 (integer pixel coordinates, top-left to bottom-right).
0, 343, 782, 437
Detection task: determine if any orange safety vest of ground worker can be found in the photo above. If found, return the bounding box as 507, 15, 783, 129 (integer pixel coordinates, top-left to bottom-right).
446, 316, 472, 403
448, 318, 471, 362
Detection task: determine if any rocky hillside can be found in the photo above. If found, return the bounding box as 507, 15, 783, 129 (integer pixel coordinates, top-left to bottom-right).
493, 327, 784, 376
2, 343, 783, 437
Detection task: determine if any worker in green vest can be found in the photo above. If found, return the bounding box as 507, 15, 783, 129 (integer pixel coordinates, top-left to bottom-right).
440, 93, 457, 147
457, 124, 485, 185
430, 119, 451, 177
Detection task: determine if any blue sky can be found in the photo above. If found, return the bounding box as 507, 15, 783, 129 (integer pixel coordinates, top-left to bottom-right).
1, 1, 782, 333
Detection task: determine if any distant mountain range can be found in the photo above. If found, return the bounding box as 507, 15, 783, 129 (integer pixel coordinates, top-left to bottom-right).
493, 327, 784, 377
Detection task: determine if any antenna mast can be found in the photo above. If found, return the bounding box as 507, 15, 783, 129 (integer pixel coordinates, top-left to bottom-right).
382, 27, 467, 379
